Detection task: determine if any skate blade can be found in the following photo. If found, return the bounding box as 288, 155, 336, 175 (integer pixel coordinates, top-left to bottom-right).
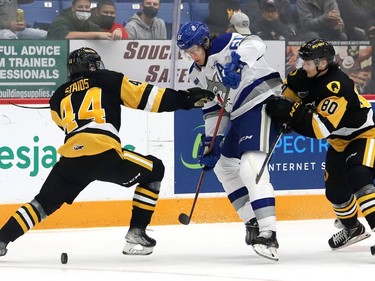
122, 242, 153, 255
252, 244, 279, 261
332, 232, 371, 250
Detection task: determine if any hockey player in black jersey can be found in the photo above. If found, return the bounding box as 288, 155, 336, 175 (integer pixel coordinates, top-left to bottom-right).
266, 38, 375, 254
0, 47, 214, 257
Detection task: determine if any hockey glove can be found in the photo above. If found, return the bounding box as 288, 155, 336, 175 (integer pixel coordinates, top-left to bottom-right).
198, 135, 224, 171
280, 122, 292, 134
265, 96, 301, 123
222, 51, 244, 90
178, 87, 215, 109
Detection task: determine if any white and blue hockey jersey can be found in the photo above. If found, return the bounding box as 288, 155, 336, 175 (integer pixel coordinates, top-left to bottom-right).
188, 32, 282, 136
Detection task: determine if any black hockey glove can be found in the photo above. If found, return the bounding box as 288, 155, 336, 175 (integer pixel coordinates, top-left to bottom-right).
178, 87, 215, 109
265, 96, 301, 123
280, 122, 292, 134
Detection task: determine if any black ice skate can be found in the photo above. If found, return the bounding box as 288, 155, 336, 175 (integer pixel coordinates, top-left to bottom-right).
245, 218, 259, 245
0, 241, 8, 257
123, 228, 156, 255
252, 230, 279, 261
328, 221, 370, 250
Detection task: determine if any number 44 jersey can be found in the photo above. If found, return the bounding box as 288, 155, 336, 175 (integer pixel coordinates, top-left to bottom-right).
50, 69, 186, 158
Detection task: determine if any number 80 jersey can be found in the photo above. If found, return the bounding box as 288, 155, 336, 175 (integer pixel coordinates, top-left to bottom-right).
282, 67, 375, 152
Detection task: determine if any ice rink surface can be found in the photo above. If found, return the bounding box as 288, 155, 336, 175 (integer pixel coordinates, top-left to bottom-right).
0, 218, 374, 281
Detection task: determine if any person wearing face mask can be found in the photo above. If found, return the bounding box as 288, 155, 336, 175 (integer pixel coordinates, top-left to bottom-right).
125, 0, 167, 39
91, 0, 128, 40
47, 0, 116, 39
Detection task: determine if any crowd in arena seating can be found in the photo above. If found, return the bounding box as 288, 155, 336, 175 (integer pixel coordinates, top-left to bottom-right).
1, 0, 375, 41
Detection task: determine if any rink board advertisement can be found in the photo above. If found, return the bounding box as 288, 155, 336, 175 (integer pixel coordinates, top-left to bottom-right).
0, 105, 163, 203
173, 109, 328, 194
0, 40, 68, 100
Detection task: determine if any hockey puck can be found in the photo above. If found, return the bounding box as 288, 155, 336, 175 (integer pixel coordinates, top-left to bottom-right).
61, 252, 68, 264
371, 245, 375, 256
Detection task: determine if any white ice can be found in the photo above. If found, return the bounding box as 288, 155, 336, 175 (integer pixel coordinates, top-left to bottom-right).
0, 219, 374, 281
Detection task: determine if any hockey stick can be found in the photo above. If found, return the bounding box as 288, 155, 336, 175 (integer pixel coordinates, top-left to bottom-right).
178, 91, 229, 225
9, 102, 50, 109
255, 129, 283, 184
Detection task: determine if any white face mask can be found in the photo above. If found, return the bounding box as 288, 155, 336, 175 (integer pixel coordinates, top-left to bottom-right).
75, 11, 91, 21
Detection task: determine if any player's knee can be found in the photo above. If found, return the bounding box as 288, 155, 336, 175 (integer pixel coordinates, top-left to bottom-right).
214, 155, 240, 183
149, 155, 165, 182
347, 165, 373, 193
240, 152, 267, 185
143, 181, 161, 193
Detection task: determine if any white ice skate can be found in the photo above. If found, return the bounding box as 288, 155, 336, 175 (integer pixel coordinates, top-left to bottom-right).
123, 228, 156, 256
252, 231, 279, 261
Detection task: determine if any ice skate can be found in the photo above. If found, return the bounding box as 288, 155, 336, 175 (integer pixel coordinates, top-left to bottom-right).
328, 221, 370, 250
245, 218, 259, 245
0, 241, 8, 257
252, 231, 279, 261
123, 228, 156, 255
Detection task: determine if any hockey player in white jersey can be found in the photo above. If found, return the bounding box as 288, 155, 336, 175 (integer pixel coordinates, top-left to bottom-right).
177, 21, 283, 261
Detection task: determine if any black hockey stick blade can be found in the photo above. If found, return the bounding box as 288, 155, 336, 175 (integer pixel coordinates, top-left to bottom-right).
178, 213, 191, 225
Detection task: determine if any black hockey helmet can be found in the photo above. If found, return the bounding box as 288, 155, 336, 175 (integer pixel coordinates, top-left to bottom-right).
67, 47, 105, 78
298, 38, 335, 64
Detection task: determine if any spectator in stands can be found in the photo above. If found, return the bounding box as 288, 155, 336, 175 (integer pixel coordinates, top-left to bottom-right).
296, 0, 347, 41
244, 0, 297, 37
206, 0, 242, 35
91, 0, 128, 39
252, 0, 298, 40
336, 0, 375, 40
47, 0, 120, 40
0, 0, 47, 39
226, 12, 251, 35
124, 0, 166, 39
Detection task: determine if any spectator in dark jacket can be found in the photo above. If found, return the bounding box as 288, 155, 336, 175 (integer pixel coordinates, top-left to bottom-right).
244, 0, 297, 36
253, 0, 298, 40
296, 0, 347, 41
47, 0, 117, 39
206, 0, 242, 35
336, 0, 375, 40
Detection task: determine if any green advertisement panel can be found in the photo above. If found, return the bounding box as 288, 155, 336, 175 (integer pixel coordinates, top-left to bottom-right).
0, 40, 68, 100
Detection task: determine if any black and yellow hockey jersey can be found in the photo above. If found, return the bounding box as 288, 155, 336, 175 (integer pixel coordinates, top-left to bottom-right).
50, 69, 192, 158
282, 67, 375, 152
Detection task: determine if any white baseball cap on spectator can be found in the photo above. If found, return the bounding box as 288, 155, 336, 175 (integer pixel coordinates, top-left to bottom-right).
229, 12, 251, 35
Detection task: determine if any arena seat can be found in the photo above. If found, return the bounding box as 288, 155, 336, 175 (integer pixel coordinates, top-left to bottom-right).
18, 1, 60, 30
189, 2, 209, 23
115, 2, 140, 25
